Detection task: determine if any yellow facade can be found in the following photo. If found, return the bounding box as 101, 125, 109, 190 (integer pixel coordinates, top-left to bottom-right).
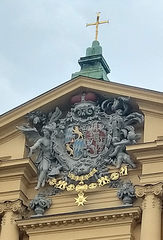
0, 76, 163, 240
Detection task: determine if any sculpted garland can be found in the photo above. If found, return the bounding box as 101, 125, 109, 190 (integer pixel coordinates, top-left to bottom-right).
17, 92, 143, 205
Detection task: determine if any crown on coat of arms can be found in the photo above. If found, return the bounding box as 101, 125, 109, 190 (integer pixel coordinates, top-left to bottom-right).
71, 92, 97, 105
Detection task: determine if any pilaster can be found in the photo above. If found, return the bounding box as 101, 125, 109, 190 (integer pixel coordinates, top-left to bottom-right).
135, 183, 162, 240
0, 199, 29, 240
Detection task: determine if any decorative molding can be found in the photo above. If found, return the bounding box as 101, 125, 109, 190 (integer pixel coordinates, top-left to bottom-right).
135, 183, 163, 198
0, 199, 29, 216
0, 129, 22, 145
1, 76, 163, 129
0, 200, 29, 227
0, 158, 37, 181
135, 183, 162, 210
1, 214, 6, 226
17, 206, 141, 231
151, 195, 161, 209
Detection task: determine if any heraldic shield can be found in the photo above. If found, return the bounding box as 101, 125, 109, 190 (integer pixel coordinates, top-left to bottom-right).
85, 121, 107, 156
65, 121, 107, 158
65, 126, 85, 158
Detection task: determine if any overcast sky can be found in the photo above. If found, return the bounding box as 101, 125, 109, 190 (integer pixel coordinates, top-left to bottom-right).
0, 0, 163, 115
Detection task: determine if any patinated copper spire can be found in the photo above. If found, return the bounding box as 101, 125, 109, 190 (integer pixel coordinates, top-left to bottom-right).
72, 13, 110, 81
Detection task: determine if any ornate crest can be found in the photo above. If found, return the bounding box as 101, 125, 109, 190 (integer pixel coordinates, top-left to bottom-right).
17, 92, 144, 206
86, 121, 107, 155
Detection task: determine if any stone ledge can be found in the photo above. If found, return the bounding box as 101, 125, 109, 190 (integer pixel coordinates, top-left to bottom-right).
17, 206, 141, 230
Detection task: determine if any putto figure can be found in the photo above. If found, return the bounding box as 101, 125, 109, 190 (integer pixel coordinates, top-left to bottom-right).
17, 92, 144, 190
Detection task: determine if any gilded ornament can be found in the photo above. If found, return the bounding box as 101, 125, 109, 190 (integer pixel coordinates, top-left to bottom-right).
86, 12, 109, 41
110, 172, 120, 180
56, 180, 68, 190
76, 184, 88, 192
89, 183, 98, 189
75, 192, 87, 206
98, 176, 110, 187
66, 184, 75, 191
119, 166, 128, 176
48, 178, 57, 186
68, 168, 97, 182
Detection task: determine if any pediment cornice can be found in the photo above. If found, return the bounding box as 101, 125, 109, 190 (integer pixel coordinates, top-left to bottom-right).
1, 77, 163, 129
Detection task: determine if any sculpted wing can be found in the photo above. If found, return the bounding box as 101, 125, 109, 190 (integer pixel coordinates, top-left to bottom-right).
48, 107, 62, 124
16, 125, 41, 143
124, 112, 144, 126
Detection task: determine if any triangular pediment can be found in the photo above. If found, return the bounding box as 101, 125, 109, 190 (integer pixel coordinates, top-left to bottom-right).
1, 74, 163, 213
1, 76, 163, 127
1, 76, 163, 161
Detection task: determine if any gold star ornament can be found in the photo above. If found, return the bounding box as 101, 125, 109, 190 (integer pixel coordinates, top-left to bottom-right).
75, 192, 87, 206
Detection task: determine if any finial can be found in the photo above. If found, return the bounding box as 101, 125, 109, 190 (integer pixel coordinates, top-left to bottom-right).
86, 12, 109, 41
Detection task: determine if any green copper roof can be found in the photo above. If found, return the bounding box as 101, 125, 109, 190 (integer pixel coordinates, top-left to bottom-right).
71, 40, 110, 81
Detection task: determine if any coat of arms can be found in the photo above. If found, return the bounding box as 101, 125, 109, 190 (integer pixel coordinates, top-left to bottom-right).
17, 92, 143, 205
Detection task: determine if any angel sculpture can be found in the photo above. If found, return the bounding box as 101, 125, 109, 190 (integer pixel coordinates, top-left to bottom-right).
28, 125, 54, 190
17, 107, 62, 190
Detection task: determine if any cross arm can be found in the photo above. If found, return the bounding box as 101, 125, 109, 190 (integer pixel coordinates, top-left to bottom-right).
99, 20, 109, 25
86, 23, 96, 27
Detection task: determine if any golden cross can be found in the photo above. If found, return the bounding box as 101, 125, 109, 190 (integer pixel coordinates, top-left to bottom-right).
86, 12, 109, 41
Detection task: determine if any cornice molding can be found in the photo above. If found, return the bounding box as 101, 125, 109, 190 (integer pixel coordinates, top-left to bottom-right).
139, 173, 163, 185
1, 77, 163, 128
0, 158, 36, 176
0, 129, 22, 144
17, 206, 141, 231
0, 158, 37, 194
136, 100, 163, 116
127, 140, 163, 161
0, 190, 29, 204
